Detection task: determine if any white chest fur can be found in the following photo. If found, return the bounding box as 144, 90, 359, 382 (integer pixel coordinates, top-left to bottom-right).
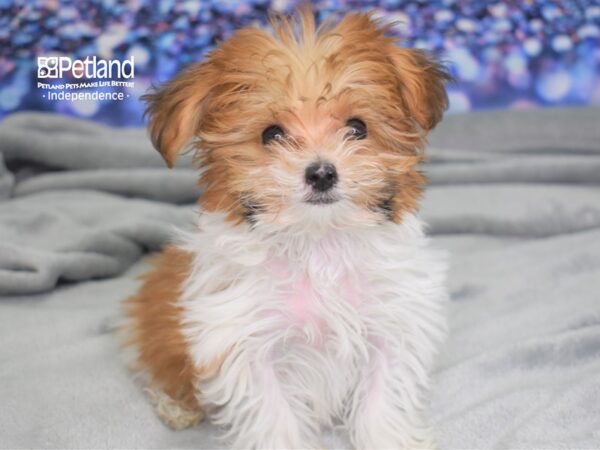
176, 212, 447, 448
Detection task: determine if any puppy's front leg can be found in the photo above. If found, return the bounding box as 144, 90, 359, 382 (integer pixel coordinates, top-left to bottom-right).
200, 356, 320, 449
346, 342, 436, 450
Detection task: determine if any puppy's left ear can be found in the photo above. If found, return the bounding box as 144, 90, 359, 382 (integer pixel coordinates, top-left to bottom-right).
388, 48, 452, 132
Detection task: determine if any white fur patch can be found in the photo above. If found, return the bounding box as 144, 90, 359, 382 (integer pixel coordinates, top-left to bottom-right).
177, 211, 447, 448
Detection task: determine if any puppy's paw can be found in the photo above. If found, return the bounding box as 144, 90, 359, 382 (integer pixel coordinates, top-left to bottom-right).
145, 387, 204, 430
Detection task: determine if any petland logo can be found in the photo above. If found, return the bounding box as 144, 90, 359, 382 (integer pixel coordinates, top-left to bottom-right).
37, 56, 135, 79
37, 56, 135, 104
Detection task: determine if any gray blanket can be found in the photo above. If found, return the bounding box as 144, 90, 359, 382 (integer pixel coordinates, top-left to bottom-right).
0, 108, 599, 448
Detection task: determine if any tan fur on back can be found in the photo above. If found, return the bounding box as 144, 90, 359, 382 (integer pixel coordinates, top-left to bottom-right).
122, 247, 201, 414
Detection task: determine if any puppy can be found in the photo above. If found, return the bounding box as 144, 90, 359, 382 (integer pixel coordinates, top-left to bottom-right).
124, 9, 450, 449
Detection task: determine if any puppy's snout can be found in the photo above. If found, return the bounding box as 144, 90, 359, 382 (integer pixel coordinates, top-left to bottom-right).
305, 162, 338, 192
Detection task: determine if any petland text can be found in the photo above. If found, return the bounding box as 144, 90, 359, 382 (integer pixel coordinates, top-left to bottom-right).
37, 56, 135, 79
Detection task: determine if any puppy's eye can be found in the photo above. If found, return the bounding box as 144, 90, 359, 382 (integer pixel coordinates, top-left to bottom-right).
262, 125, 286, 145
346, 118, 367, 140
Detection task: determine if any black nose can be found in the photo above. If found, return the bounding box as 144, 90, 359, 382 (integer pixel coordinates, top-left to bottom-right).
305, 162, 338, 192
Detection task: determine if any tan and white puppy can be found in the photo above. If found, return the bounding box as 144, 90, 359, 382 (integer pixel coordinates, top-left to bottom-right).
124, 9, 450, 449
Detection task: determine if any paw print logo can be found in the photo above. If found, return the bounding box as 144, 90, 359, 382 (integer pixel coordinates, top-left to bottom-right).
37, 57, 59, 78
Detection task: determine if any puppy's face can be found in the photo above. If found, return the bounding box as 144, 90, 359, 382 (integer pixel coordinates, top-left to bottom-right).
144, 12, 450, 230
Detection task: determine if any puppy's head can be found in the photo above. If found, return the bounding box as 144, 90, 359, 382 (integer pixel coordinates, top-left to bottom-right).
143, 10, 450, 230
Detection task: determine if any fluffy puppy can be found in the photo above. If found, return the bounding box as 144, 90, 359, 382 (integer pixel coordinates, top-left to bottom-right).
124, 9, 450, 449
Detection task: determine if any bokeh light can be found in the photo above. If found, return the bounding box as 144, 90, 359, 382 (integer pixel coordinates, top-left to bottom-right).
0, 0, 599, 126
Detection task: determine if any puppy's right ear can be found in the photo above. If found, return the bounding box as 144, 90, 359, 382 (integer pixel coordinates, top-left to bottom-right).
142, 62, 217, 168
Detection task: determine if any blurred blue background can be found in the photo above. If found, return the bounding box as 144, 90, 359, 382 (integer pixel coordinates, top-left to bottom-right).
1, 0, 599, 126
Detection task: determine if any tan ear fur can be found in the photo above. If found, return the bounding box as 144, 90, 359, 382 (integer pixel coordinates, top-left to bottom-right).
389, 48, 452, 132
141, 62, 217, 168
